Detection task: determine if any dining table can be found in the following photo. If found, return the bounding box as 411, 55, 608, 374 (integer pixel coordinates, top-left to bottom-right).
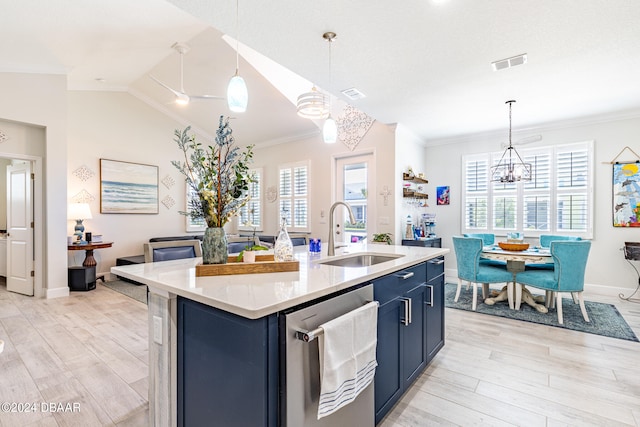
480, 245, 553, 312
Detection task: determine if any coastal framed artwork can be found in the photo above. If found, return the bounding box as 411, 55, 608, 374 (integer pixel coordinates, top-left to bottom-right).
613, 161, 640, 227
437, 186, 450, 205
100, 159, 159, 214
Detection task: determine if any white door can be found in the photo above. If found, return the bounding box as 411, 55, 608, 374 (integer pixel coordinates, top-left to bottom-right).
7, 162, 33, 296
335, 153, 376, 245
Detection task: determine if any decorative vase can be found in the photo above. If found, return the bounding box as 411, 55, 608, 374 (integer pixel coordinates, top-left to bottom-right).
274, 217, 294, 262
202, 227, 228, 264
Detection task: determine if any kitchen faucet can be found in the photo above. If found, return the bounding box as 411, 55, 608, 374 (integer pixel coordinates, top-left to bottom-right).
327, 201, 356, 256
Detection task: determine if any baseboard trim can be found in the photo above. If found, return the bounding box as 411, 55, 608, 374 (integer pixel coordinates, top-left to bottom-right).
46, 286, 70, 299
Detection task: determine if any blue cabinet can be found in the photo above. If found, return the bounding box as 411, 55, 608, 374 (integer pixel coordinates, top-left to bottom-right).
177, 297, 279, 427
373, 259, 445, 424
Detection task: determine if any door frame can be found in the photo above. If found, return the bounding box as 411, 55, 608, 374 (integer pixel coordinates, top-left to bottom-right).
0, 152, 42, 298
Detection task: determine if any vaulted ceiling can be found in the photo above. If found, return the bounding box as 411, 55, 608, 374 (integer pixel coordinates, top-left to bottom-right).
3, 0, 640, 146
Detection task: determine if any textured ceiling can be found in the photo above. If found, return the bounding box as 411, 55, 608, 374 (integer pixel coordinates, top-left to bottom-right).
2, 0, 640, 146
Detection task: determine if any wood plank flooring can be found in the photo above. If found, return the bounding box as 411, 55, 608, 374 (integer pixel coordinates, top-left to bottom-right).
1, 281, 640, 426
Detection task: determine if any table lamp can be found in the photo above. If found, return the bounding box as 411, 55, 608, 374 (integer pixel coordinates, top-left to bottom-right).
68, 203, 92, 243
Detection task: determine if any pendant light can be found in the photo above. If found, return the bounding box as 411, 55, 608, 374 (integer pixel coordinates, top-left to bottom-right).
490, 100, 532, 183
227, 0, 248, 113
322, 32, 337, 144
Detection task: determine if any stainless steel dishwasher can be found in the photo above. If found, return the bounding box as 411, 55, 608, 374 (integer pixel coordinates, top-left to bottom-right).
282, 284, 375, 427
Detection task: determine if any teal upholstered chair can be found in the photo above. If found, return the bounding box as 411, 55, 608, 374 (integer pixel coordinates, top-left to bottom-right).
515, 240, 591, 324
453, 236, 513, 311
527, 235, 582, 270
463, 233, 506, 267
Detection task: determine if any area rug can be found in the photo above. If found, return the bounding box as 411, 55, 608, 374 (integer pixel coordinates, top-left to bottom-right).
101, 280, 147, 305
445, 283, 638, 342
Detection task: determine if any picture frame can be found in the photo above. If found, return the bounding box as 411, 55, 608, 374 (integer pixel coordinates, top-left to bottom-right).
437, 186, 450, 205
100, 159, 159, 214
613, 161, 640, 227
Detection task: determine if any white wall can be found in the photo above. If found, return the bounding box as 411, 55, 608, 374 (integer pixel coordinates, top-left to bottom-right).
0, 72, 67, 298
67, 91, 211, 275
425, 114, 640, 294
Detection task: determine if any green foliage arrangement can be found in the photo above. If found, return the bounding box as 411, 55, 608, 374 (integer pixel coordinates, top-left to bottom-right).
172, 116, 255, 228
372, 233, 393, 245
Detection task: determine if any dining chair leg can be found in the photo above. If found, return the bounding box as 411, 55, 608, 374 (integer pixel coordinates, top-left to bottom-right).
514, 283, 523, 310
571, 292, 579, 304
472, 282, 478, 311
544, 290, 553, 308
507, 282, 514, 309
577, 292, 590, 322
556, 292, 564, 325
455, 278, 463, 302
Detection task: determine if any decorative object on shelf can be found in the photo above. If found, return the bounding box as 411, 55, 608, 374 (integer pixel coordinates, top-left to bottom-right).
0, 129, 8, 143
68, 203, 92, 243
100, 159, 159, 214
402, 173, 428, 207
172, 117, 255, 264
161, 174, 175, 189
161, 195, 175, 209
337, 105, 375, 151
322, 31, 338, 144
372, 233, 392, 245
436, 186, 450, 205
227, 0, 248, 113
266, 185, 277, 203
73, 165, 94, 181
296, 86, 329, 119
71, 189, 95, 204
379, 185, 392, 206
274, 215, 294, 261
490, 100, 532, 183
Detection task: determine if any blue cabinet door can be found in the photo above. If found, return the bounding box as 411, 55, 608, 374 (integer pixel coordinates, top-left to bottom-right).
177, 297, 278, 427
374, 297, 403, 424
426, 274, 445, 362
402, 284, 428, 389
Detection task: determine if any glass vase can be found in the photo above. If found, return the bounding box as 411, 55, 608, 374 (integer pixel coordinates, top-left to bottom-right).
274, 217, 294, 262
202, 227, 228, 264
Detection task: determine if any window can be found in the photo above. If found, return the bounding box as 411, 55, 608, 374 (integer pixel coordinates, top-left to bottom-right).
279, 161, 309, 231
238, 168, 262, 231
462, 141, 593, 238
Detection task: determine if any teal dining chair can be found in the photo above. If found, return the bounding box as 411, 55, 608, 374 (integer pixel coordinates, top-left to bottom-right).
453, 236, 513, 311
463, 233, 506, 267
527, 235, 582, 270
515, 240, 591, 324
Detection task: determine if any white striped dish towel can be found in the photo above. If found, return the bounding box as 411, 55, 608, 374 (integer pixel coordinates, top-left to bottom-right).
317, 300, 378, 420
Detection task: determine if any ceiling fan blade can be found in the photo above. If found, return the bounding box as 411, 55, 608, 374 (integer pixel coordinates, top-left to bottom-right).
189, 94, 225, 100
149, 75, 182, 97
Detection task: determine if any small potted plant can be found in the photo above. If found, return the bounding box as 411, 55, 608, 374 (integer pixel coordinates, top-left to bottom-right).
238, 221, 268, 262
372, 233, 393, 245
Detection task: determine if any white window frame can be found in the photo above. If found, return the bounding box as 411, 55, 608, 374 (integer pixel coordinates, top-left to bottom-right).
461, 141, 593, 239
279, 160, 310, 232
238, 168, 263, 232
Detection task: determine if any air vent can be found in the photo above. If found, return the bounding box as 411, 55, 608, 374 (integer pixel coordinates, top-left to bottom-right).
491, 53, 527, 71
341, 87, 366, 100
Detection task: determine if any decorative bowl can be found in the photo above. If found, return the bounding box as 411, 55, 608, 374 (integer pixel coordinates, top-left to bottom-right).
498, 241, 529, 251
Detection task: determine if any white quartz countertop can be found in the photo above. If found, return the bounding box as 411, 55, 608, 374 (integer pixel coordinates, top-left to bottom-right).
110, 243, 449, 319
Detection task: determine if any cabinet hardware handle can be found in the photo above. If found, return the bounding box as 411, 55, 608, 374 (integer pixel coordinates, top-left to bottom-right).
394, 271, 414, 280
400, 297, 411, 325
429, 259, 445, 265
426, 285, 434, 307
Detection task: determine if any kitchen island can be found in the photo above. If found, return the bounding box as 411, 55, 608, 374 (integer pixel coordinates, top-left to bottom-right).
111, 243, 448, 426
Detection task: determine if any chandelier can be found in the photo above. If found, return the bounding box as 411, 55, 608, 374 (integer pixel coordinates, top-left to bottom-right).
296, 86, 329, 119
490, 100, 532, 183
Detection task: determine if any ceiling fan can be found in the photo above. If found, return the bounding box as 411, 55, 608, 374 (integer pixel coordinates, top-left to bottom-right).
149, 42, 224, 105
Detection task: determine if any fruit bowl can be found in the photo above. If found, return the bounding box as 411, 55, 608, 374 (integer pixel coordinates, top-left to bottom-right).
498, 241, 529, 251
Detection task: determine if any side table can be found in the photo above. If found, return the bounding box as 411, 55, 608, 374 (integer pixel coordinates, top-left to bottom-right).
68, 242, 113, 291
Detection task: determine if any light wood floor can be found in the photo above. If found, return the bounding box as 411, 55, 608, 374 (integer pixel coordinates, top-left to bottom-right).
1, 282, 640, 426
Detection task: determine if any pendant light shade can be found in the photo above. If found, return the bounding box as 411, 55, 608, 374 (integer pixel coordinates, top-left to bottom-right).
227, 73, 248, 113
296, 86, 329, 119
490, 100, 532, 183
227, 0, 248, 113
323, 115, 337, 143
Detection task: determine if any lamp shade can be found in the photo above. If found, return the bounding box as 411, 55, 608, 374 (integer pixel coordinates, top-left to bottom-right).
323, 115, 338, 144
68, 203, 92, 220
227, 74, 248, 113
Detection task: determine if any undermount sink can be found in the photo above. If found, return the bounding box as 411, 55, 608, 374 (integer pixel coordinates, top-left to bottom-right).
317, 253, 403, 268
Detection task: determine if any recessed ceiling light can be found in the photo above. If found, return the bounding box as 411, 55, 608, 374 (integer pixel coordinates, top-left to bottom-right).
491, 53, 528, 71
95, 78, 106, 83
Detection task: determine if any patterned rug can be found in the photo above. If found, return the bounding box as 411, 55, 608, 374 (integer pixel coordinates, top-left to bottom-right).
445, 283, 638, 342
101, 280, 147, 304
